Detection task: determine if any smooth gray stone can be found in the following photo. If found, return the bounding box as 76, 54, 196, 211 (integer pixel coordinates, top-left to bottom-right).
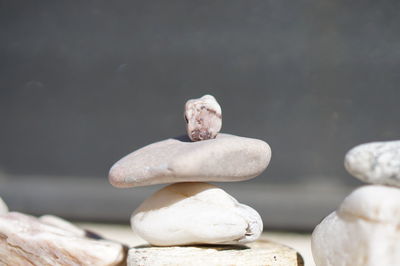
109, 133, 271, 188
345, 140, 400, 187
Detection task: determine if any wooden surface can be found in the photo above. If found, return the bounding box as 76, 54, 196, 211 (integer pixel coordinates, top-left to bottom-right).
79, 224, 315, 266
128, 239, 304, 266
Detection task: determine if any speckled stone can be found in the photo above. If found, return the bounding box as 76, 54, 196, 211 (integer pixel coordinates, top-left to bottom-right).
109, 134, 271, 188
184, 94, 222, 141
345, 140, 400, 187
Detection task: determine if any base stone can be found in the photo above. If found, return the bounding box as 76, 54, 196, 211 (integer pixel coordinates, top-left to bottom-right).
128, 239, 304, 266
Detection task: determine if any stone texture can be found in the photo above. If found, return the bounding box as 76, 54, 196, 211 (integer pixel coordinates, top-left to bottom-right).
0, 212, 127, 266
39, 214, 86, 237
345, 140, 400, 186
128, 239, 304, 266
0, 197, 8, 214
109, 133, 271, 188
184, 94, 222, 141
311, 185, 400, 266
131, 182, 262, 246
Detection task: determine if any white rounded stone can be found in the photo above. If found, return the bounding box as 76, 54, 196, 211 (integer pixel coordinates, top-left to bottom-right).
109, 133, 271, 188
345, 140, 400, 187
131, 182, 263, 246
338, 185, 400, 223
184, 94, 222, 141
311, 185, 400, 266
0, 197, 8, 214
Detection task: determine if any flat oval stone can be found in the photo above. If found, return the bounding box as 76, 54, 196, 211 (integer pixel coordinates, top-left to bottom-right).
131, 182, 263, 246
109, 133, 271, 188
345, 140, 400, 187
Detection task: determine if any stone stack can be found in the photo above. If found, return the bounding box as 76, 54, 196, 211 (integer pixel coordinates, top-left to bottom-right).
109, 95, 303, 266
312, 141, 400, 266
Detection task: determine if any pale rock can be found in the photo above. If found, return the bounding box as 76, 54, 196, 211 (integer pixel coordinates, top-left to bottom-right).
345, 140, 400, 186
131, 182, 263, 246
0, 197, 8, 214
39, 214, 86, 237
109, 133, 271, 188
311, 185, 400, 266
128, 239, 304, 266
184, 94, 222, 141
0, 212, 126, 266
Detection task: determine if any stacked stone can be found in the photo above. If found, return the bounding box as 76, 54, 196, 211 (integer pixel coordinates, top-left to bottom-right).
109, 95, 270, 245
109, 95, 302, 265
312, 141, 400, 266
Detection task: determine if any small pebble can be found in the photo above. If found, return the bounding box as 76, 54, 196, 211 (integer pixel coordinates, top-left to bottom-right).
184, 95, 222, 141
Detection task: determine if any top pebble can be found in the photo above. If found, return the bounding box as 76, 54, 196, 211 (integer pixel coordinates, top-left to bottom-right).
184, 94, 222, 141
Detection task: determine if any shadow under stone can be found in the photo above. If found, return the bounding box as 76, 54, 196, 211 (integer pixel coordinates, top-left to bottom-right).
297, 252, 305, 266
133, 244, 250, 251
172, 134, 192, 142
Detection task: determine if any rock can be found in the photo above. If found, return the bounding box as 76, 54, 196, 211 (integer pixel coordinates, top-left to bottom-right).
345, 140, 400, 186
131, 182, 263, 246
128, 239, 304, 266
39, 214, 86, 237
109, 133, 271, 188
0, 197, 8, 214
184, 94, 222, 141
0, 212, 126, 266
311, 185, 400, 266
337, 185, 400, 223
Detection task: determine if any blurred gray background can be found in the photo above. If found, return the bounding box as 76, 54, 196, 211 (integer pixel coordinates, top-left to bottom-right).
1, 0, 399, 230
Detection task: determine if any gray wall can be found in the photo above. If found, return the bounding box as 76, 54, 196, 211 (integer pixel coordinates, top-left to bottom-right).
1, 1, 399, 229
